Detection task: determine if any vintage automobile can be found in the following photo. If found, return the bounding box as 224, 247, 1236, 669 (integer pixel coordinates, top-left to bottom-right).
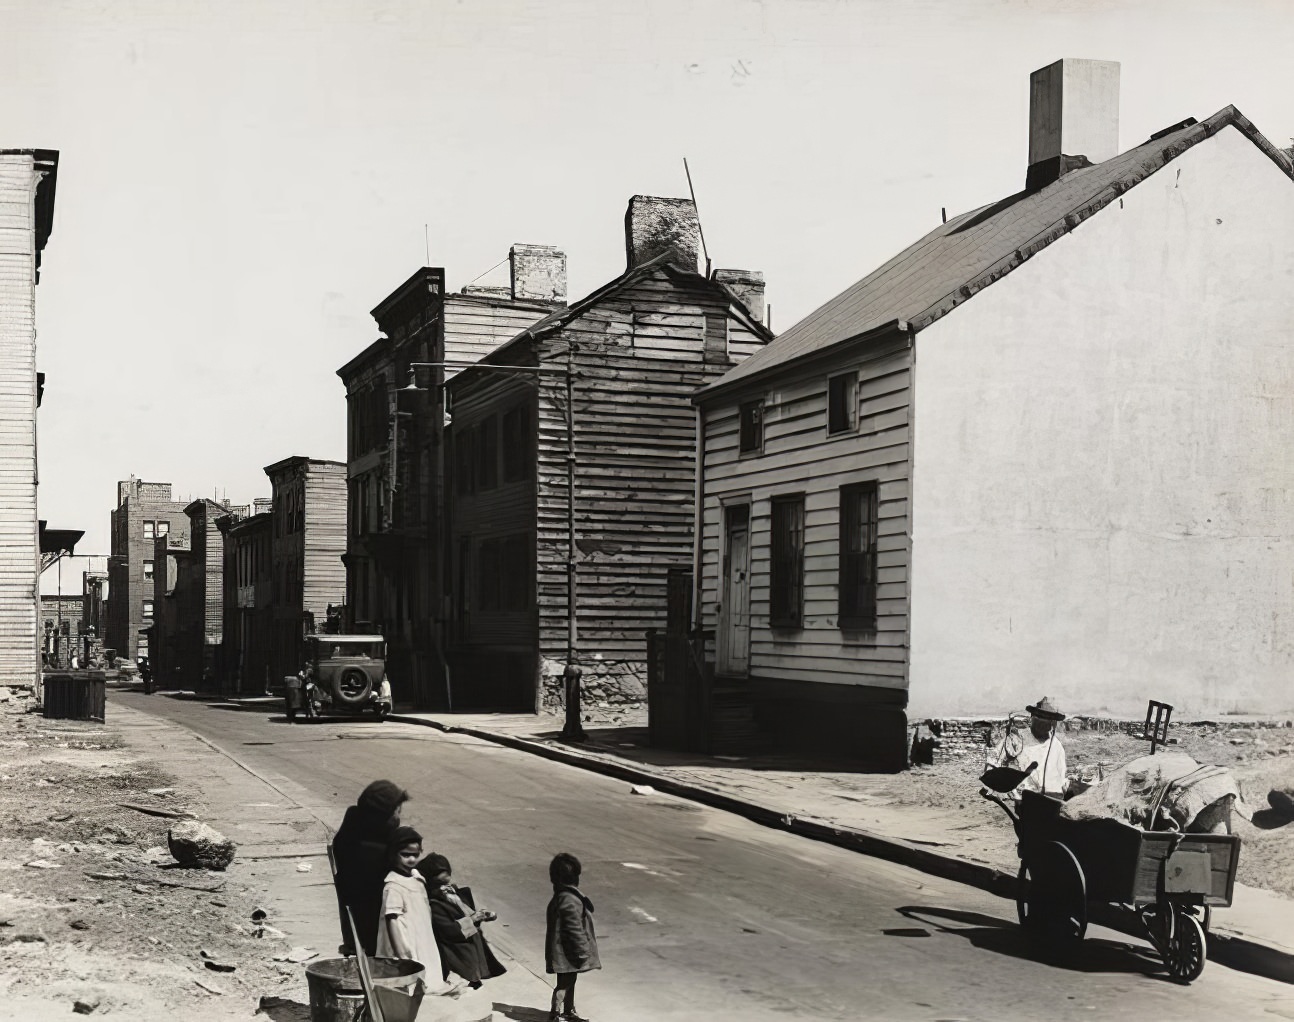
285, 634, 393, 721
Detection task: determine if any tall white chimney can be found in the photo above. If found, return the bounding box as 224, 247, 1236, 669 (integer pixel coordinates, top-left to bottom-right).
1027, 58, 1120, 190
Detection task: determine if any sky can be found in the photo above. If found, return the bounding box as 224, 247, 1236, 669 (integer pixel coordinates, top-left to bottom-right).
5, 0, 1292, 574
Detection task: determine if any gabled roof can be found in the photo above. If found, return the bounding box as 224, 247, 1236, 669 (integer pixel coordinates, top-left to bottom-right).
699, 106, 1294, 402
450, 252, 775, 387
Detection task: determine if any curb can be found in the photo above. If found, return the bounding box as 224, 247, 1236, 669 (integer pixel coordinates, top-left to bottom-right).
389, 713, 1294, 986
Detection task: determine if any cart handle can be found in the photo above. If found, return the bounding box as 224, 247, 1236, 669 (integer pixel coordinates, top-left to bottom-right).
979, 787, 1019, 824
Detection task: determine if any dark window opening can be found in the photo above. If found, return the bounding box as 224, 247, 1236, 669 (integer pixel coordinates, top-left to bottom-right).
476, 416, 499, 492
738, 400, 763, 454
769, 495, 805, 628
501, 403, 531, 484
839, 482, 879, 630
455, 427, 475, 496
828, 372, 857, 435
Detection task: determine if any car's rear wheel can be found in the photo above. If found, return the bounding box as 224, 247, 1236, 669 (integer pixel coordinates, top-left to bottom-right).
332, 667, 372, 707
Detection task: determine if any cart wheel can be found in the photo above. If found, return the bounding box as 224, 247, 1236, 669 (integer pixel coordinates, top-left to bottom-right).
1017, 840, 1088, 945
1165, 911, 1207, 984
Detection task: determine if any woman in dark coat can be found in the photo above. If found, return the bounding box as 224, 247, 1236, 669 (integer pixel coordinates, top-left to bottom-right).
417, 852, 507, 986
331, 779, 409, 955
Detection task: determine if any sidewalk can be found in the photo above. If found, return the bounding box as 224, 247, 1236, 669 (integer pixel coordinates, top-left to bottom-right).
389, 707, 1294, 985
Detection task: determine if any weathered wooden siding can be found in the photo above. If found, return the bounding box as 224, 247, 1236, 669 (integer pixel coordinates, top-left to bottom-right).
302, 462, 347, 619
698, 345, 913, 691
531, 271, 769, 663
442, 297, 555, 377
447, 375, 538, 649
0, 155, 40, 686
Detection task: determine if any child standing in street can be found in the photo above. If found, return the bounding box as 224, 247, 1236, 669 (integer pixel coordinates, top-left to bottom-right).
376, 826, 440, 970
545, 852, 600, 1022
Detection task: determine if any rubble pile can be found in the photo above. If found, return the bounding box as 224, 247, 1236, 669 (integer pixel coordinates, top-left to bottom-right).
1061, 750, 1246, 832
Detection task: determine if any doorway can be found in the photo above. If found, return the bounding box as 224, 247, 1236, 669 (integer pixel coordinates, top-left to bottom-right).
717, 503, 751, 676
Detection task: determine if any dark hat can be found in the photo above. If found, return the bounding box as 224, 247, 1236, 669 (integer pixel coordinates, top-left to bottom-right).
1026, 696, 1066, 722
357, 779, 409, 817
389, 825, 422, 851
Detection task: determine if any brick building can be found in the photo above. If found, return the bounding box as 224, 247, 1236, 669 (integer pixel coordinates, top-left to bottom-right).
337, 247, 565, 708
148, 531, 191, 689
0, 148, 58, 689
107, 479, 191, 662
38, 594, 83, 669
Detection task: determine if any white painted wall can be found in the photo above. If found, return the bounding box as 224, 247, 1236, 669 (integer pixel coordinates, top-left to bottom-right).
909, 126, 1294, 718
0, 154, 41, 688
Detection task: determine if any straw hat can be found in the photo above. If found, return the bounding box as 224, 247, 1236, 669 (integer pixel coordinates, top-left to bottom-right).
1026, 696, 1066, 721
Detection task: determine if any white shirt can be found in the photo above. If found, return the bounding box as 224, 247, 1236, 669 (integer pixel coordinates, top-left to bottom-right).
987, 730, 1068, 797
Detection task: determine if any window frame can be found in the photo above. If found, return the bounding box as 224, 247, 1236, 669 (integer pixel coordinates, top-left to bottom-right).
143, 559, 155, 582
142, 599, 155, 619
143, 520, 155, 540
838, 481, 880, 631
768, 493, 805, 629
827, 370, 858, 436
738, 400, 764, 455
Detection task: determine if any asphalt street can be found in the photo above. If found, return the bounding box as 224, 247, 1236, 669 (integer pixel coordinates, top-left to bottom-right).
109, 691, 1294, 1022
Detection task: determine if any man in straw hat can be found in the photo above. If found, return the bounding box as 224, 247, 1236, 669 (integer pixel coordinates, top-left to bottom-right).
985, 696, 1069, 798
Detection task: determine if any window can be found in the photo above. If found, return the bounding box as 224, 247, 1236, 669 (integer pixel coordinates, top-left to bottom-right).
455, 427, 475, 496
839, 482, 880, 630
143, 520, 155, 540
477, 537, 501, 612
738, 400, 764, 454
476, 415, 499, 492
501, 404, 531, 484
476, 534, 531, 612
142, 600, 155, 618
828, 371, 857, 434
143, 560, 155, 581
157, 520, 169, 537
704, 313, 729, 364
769, 495, 805, 628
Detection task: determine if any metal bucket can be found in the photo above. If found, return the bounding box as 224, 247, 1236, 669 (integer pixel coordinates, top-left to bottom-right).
305, 956, 425, 1022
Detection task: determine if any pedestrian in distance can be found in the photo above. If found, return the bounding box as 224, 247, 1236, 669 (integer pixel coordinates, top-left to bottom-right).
331, 779, 409, 956
418, 851, 507, 988
545, 852, 600, 1022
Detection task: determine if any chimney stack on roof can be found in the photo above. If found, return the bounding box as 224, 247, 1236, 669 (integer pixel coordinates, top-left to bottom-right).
253, 498, 273, 516
713, 268, 765, 324
625, 195, 700, 272
1027, 58, 1120, 190
509, 243, 567, 304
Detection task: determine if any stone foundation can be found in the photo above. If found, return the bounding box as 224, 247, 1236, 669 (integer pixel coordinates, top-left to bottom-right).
539, 656, 647, 712
909, 713, 1294, 765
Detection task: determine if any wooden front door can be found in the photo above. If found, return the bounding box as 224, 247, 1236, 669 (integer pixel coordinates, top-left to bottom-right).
717, 504, 751, 676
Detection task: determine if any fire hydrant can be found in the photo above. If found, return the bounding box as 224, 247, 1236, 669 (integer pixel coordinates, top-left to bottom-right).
560, 664, 586, 742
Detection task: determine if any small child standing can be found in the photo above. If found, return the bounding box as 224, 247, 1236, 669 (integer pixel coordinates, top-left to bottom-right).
544, 852, 600, 1022
375, 826, 440, 973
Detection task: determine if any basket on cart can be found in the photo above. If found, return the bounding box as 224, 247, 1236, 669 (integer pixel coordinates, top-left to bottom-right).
983, 787, 1241, 983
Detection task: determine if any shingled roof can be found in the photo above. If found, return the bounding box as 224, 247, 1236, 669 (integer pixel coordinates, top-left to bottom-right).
698, 106, 1294, 402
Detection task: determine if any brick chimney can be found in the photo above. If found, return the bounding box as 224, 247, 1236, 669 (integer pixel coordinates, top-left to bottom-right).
510, 244, 567, 304
1026, 58, 1120, 190
713, 268, 765, 324
625, 195, 700, 271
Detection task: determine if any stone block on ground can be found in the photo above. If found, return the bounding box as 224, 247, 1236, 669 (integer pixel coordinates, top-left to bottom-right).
167, 820, 236, 870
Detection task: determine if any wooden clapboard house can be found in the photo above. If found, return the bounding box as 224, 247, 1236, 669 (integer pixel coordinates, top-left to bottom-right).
693, 60, 1294, 766
444, 195, 772, 711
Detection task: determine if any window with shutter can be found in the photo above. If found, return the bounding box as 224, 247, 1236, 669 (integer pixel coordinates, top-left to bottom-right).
769, 495, 805, 628
738, 400, 764, 454
839, 482, 879, 630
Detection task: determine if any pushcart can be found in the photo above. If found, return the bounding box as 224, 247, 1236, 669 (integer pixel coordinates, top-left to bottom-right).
981, 786, 1241, 983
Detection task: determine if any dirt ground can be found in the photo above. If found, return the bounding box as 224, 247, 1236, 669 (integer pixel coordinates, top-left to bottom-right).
0, 693, 307, 1021
880, 720, 1294, 899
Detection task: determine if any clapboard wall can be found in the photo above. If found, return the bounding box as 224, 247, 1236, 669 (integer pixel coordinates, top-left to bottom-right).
697, 340, 913, 696
442, 295, 559, 376
0, 154, 42, 687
